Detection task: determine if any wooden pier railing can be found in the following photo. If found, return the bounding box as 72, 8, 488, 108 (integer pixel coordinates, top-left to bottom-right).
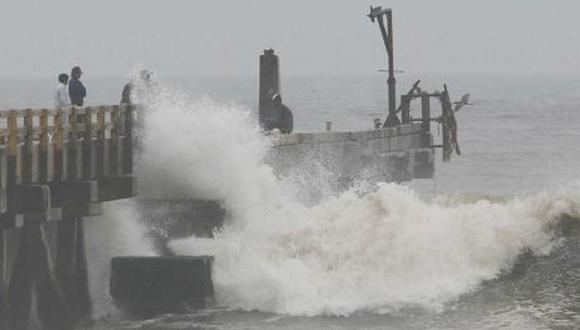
0, 104, 139, 330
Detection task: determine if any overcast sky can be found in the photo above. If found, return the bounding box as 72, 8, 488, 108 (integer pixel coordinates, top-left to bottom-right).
1, 0, 579, 78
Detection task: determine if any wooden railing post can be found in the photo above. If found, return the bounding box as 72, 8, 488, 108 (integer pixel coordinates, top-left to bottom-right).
82, 107, 94, 180
67, 108, 80, 180
110, 106, 121, 175
96, 108, 107, 178
39, 110, 49, 183
7, 111, 20, 189
23, 110, 34, 184
122, 105, 134, 174
53, 109, 66, 182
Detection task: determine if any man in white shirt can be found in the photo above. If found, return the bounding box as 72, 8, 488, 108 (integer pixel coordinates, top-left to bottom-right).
55, 73, 71, 108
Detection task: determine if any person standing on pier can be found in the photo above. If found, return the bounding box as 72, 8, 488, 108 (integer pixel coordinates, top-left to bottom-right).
68, 66, 86, 106
54, 73, 71, 108
121, 69, 158, 105
264, 93, 293, 134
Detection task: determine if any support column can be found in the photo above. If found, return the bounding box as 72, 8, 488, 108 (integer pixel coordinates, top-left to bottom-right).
421, 93, 431, 147
56, 216, 91, 324
400, 95, 410, 124
7, 225, 73, 330
0, 231, 6, 330
56, 107, 93, 323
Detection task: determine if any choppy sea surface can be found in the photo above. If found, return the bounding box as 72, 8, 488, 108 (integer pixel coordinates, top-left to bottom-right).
1, 72, 580, 329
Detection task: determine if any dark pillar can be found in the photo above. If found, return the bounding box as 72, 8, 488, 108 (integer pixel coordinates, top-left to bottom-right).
56, 217, 92, 324
0, 231, 7, 330
7, 225, 73, 330
259, 49, 280, 127
400, 95, 410, 124
421, 93, 431, 146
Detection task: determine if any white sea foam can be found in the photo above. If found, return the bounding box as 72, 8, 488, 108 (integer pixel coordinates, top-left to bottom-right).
135, 85, 580, 316
85, 200, 157, 318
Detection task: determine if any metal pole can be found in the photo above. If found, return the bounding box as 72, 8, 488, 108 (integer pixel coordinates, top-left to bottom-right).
385, 9, 396, 118
368, 7, 399, 127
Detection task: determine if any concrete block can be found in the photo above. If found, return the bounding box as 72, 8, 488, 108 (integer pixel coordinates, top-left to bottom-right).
110, 256, 214, 317
98, 175, 136, 202
62, 203, 102, 218
0, 214, 23, 230
22, 208, 62, 224
49, 180, 99, 206
7, 185, 51, 213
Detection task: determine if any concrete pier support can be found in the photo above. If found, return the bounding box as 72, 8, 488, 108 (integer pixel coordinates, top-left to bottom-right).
7, 225, 73, 330
56, 217, 92, 324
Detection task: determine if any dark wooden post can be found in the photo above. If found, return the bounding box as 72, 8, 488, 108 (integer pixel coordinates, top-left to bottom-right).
67, 108, 80, 180
122, 105, 134, 174
53, 110, 66, 182
421, 92, 431, 133
82, 107, 95, 179
39, 110, 49, 183
0, 227, 6, 330
96, 108, 107, 178
110, 106, 121, 175
7, 224, 73, 330
400, 95, 410, 124
420, 93, 431, 147
7, 111, 19, 189
22, 110, 34, 184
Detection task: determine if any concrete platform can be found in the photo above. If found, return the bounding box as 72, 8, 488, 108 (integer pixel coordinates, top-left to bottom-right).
110, 256, 214, 318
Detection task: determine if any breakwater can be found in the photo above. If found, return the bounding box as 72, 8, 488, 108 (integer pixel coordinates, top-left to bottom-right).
270, 123, 434, 187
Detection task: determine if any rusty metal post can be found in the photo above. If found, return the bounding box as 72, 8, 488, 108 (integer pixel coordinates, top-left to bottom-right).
369, 7, 398, 127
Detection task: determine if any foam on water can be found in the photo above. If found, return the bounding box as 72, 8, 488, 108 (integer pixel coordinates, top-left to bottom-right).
134, 85, 580, 316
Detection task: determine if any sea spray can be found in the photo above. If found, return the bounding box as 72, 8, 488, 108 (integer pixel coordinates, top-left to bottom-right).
133, 84, 580, 316
170, 184, 580, 316
84, 200, 157, 318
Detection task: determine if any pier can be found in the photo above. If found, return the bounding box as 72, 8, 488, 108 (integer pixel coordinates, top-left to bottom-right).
0, 105, 136, 329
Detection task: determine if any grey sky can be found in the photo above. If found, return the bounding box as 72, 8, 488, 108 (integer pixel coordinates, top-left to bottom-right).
1, 0, 579, 78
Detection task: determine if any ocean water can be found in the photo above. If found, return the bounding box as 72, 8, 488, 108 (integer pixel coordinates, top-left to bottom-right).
2, 72, 580, 329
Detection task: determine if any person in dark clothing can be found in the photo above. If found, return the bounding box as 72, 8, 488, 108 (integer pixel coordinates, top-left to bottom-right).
68, 66, 86, 106
264, 93, 293, 134
121, 69, 154, 105
120, 81, 133, 105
